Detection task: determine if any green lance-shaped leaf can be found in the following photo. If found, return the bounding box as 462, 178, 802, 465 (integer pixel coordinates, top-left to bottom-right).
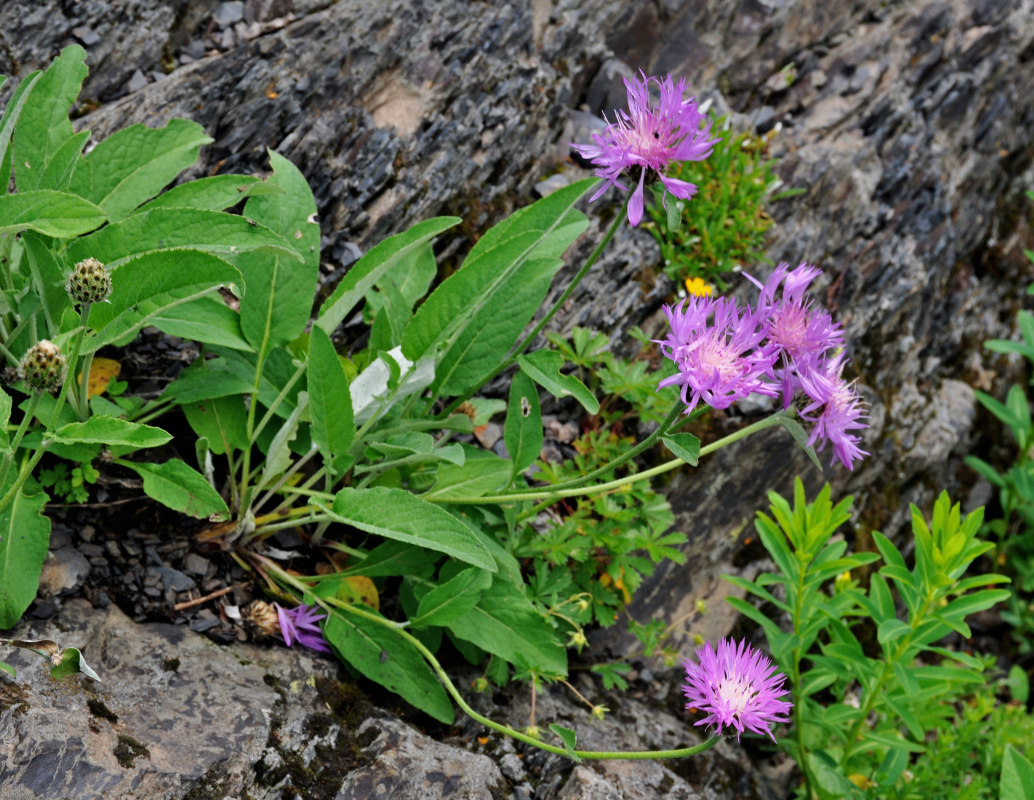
20, 231, 75, 337
410, 567, 492, 629
1002, 744, 1034, 800
424, 448, 511, 500
0, 660, 13, 677
0, 70, 43, 191
256, 393, 307, 494
0, 482, 51, 628
12, 44, 88, 193
69, 118, 213, 222
504, 370, 542, 480
307, 326, 354, 478
447, 576, 567, 677
140, 174, 274, 212
52, 416, 172, 449
84, 249, 243, 353
236, 150, 320, 355
151, 295, 252, 352
316, 216, 460, 336
328, 487, 495, 571
0, 190, 107, 238
517, 349, 599, 414
401, 180, 593, 398
323, 612, 453, 723
118, 459, 229, 519
433, 253, 565, 398
66, 208, 304, 269
161, 356, 255, 406
0, 389, 10, 454
182, 395, 248, 456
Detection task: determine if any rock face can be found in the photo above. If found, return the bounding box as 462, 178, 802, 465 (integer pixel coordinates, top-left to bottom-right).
0, 600, 510, 800
2, 0, 1033, 796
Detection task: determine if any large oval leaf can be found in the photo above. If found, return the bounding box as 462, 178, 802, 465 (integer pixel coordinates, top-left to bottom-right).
69, 118, 213, 222
84, 249, 243, 353
0, 482, 50, 627
236, 150, 319, 354
118, 458, 229, 519
65, 208, 303, 268
0, 190, 106, 238
323, 611, 453, 723
307, 326, 353, 477
52, 416, 172, 448
328, 487, 495, 571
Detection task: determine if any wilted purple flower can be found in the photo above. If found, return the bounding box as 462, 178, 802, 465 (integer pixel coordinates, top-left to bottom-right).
275, 603, 331, 653
747, 262, 845, 406
682, 638, 792, 742
799, 354, 869, 470
572, 72, 719, 226
657, 296, 778, 413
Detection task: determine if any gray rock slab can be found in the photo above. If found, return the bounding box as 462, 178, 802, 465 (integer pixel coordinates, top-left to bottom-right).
0, 600, 522, 800
338, 717, 507, 799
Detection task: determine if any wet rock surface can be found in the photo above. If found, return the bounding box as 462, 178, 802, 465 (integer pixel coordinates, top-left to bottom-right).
2, 0, 1033, 796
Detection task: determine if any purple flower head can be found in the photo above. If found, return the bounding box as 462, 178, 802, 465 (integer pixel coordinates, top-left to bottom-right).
657, 295, 778, 413
571, 72, 719, 226
799, 354, 869, 471
747, 262, 845, 407
682, 638, 792, 742
275, 602, 331, 653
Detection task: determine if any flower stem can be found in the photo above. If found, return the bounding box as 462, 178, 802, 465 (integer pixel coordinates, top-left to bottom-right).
430, 412, 785, 505
543, 400, 690, 494
259, 556, 720, 761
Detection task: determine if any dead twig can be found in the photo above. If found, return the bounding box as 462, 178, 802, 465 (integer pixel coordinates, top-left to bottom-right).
172, 585, 235, 611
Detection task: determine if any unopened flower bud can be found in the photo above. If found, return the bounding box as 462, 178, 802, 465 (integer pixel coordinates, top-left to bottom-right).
243, 600, 281, 639
20, 340, 66, 393
67, 257, 111, 305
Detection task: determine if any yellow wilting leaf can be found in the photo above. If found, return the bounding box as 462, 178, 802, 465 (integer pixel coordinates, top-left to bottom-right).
78, 357, 121, 398
336, 575, 380, 611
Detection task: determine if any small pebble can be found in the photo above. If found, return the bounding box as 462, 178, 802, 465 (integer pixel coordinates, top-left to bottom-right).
183, 553, 210, 577
185, 39, 208, 59
126, 69, 148, 93
213, 1, 245, 27
156, 566, 196, 593
190, 616, 221, 633
72, 25, 101, 46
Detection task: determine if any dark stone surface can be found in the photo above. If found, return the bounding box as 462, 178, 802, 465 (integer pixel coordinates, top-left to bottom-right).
2, 0, 1033, 795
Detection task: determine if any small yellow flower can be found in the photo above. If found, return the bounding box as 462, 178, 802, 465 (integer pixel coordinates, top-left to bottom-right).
684, 276, 714, 297
568, 630, 588, 651
591, 705, 609, 720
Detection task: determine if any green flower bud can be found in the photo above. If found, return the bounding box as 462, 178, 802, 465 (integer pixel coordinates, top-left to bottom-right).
67, 257, 111, 305
20, 339, 66, 393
